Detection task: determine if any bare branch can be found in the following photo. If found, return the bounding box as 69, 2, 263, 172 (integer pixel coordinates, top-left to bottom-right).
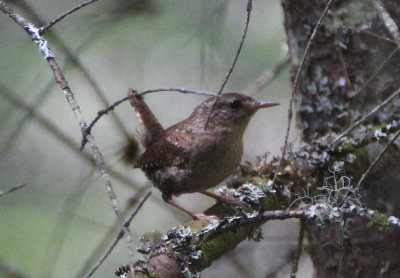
356, 129, 400, 189
243, 53, 290, 96
42, 174, 92, 277
372, 0, 400, 45
85, 192, 152, 278
217, 0, 253, 95
347, 27, 397, 44
42, 0, 101, 32
351, 46, 400, 97
0, 184, 26, 198
14, 0, 132, 143
80, 88, 215, 150
203, 0, 253, 130
273, 0, 335, 182
330, 86, 400, 146
0, 82, 140, 190
76, 186, 152, 278
0, 1, 135, 269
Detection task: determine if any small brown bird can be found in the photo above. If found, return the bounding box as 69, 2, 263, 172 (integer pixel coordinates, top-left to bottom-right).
128, 90, 278, 220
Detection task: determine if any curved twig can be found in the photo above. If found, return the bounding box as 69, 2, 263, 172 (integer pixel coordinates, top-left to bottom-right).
41, 0, 101, 32
205, 0, 253, 129
85, 192, 152, 278
273, 0, 335, 183
217, 0, 253, 95
330, 86, 400, 146
0, 184, 26, 198
80, 88, 215, 150
356, 129, 400, 190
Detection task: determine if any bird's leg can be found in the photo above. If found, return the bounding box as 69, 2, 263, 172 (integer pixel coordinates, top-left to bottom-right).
162, 193, 197, 219
162, 193, 218, 221
200, 191, 248, 207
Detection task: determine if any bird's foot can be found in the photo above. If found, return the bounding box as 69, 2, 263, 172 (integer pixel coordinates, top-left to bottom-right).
200, 191, 249, 208
192, 213, 219, 223
163, 193, 219, 222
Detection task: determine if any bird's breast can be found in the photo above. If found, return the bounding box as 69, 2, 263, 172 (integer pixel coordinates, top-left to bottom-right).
186, 133, 244, 191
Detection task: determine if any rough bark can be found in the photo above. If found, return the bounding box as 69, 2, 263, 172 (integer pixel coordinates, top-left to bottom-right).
282, 0, 400, 277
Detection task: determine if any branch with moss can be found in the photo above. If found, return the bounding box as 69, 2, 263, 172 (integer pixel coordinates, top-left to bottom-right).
115, 201, 400, 277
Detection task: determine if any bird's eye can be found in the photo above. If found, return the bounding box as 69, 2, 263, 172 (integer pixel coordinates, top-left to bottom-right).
229, 99, 242, 110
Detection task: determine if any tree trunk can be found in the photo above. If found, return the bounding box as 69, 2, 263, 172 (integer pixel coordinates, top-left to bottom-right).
282, 0, 400, 277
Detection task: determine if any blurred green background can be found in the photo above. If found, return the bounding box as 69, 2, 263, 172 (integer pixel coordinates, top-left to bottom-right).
0, 1, 310, 277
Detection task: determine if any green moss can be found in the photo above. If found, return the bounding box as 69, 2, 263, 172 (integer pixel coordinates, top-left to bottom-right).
200, 237, 228, 266
342, 143, 354, 152
261, 194, 279, 209
198, 224, 257, 268
367, 213, 389, 232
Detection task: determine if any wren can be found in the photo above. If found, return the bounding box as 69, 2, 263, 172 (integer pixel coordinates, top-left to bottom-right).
128, 89, 279, 220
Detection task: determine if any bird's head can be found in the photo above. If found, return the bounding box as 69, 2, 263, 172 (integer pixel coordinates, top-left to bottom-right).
189, 92, 279, 133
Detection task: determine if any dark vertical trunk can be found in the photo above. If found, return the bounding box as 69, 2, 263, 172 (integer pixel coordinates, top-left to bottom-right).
282, 0, 400, 277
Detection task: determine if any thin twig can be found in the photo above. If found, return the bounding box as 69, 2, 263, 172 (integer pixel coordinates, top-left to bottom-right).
344, 2, 400, 100
75, 185, 152, 278
42, 173, 93, 277
85, 192, 152, 278
356, 129, 400, 190
351, 46, 399, 97
273, 0, 334, 183
80, 88, 215, 150
0, 184, 26, 198
344, 27, 397, 44
11, 0, 132, 145
0, 1, 135, 270
372, 0, 400, 45
0, 82, 140, 190
330, 86, 400, 146
41, 0, 101, 32
243, 53, 290, 96
0, 37, 97, 154
205, 0, 253, 129
218, 0, 252, 95
124, 192, 152, 227
290, 219, 305, 278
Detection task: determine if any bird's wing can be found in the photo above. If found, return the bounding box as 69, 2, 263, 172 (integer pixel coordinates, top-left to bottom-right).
134, 136, 189, 170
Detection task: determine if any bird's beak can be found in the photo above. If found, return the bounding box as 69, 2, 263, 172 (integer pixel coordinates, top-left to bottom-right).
255, 101, 280, 110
